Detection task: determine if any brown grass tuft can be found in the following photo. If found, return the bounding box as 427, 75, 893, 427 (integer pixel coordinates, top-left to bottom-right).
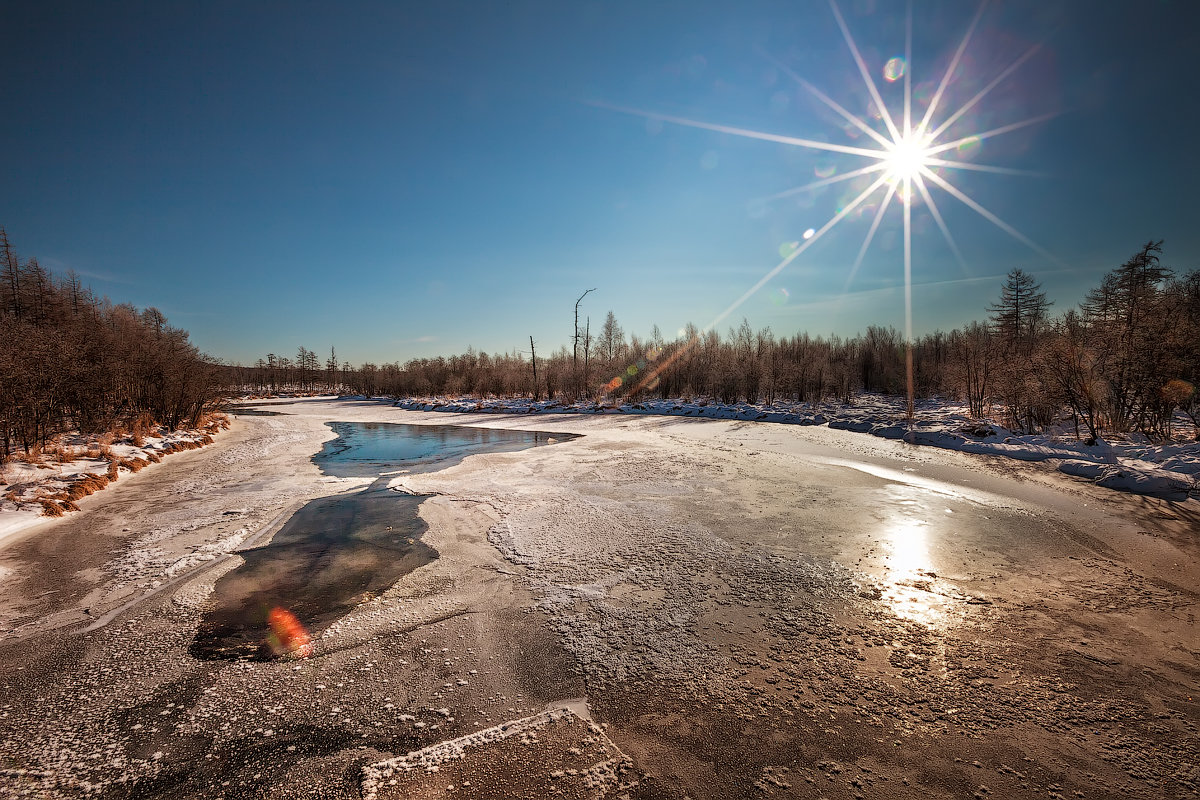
124, 457, 148, 473
72, 474, 109, 498
53, 445, 78, 464
146, 451, 162, 463
106, 461, 119, 481
131, 412, 157, 447
40, 499, 65, 517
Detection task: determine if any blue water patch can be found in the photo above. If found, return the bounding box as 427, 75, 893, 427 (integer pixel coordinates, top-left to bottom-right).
313, 421, 577, 478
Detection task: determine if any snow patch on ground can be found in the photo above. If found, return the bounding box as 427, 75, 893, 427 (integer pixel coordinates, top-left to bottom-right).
393, 394, 1199, 501
110, 522, 254, 589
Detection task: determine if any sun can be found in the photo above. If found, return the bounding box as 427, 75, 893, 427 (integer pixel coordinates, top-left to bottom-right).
593, 0, 1060, 417
885, 131, 934, 183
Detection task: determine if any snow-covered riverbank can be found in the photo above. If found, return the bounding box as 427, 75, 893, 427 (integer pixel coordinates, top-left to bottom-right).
391, 393, 1200, 501
0, 414, 231, 547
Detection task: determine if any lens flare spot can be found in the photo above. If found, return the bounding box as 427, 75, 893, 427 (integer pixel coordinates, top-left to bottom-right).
884, 56, 906, 82
266, 607, 313, 659
802, 228, 816, 240
956, 135, 982, 158
778, 240, 800, 258
814, 162, 836, 179
626, 364, 638, 377
769, 287, 790, 306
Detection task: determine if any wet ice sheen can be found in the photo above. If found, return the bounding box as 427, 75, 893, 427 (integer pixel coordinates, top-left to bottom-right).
191, 422, 575, 660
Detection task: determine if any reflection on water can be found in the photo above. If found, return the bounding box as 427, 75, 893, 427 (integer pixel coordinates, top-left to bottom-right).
881, 518, 945, 625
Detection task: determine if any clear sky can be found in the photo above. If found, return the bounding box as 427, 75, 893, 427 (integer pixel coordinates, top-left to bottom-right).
2, 1, 1197, 366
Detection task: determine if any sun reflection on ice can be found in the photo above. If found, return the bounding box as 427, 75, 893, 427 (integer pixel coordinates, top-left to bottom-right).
881, 517, 950, 626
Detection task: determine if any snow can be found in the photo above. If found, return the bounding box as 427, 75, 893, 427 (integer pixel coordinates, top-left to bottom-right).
392, 394, 1199, 501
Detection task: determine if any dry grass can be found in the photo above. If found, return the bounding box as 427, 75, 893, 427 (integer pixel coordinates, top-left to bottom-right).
39, 499, 64, 517
199, 411, 231, 435
52, 445, 79, 464
64, 474, 109, 501
106, 461, 119, 481
121, 457, 149, 473
131, 412, 157, 447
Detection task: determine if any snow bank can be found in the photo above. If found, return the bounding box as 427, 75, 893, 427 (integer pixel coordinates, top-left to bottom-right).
393, 394, 1199, 501
0, 415, 232, 546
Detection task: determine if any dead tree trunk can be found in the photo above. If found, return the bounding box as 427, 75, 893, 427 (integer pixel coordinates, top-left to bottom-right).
573, 288, 595, 396
530, 335, 539, 401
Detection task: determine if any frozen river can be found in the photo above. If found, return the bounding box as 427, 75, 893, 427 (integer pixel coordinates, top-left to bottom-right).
0, 398, 1196, 798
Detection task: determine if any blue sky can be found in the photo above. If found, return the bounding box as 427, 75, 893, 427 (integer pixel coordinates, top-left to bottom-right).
2, 1, 1197, 366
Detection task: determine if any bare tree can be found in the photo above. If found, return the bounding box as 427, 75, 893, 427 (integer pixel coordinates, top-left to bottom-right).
572, 288, 595, 396
529, 336, 539, 401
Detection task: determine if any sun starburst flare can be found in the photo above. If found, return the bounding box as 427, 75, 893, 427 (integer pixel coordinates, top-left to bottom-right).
593, 0, 1062, 418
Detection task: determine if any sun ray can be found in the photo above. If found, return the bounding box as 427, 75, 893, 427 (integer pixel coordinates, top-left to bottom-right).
843, 180, 898, 292
929, 39, 1045, 140
591, 0, 1058, 377
924, 158, 1045, 177
764, 161, 889, 202
912, 172, 967, 273
916, 1, 987, 137
919, 165, 1062, 265
590, 100, 885, 159
903, 172, 915, 419
706, 172, 891, 332
758, 48, 893, 149
828, 0, 903, 143
904, 1, 913, 138
926, 110, 1064, 157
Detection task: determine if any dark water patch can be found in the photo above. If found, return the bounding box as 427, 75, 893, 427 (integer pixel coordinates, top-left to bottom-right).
189, 482, 435, 661
191, 421, 575, 661
313, 421, 577, 478
226, 407, 286, 416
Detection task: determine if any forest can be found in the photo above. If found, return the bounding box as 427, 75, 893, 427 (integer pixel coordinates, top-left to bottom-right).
2, 227, 1196, 455
0, 229, 221, 455
229, 241, 1199, 443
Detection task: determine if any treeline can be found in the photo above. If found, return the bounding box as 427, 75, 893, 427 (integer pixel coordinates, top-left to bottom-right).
232, 240, 1198, 442
0, 228, 222, 455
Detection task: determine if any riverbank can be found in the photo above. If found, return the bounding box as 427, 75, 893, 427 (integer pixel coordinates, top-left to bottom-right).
391, 393, 1200, 501
0, 413, 231, 549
